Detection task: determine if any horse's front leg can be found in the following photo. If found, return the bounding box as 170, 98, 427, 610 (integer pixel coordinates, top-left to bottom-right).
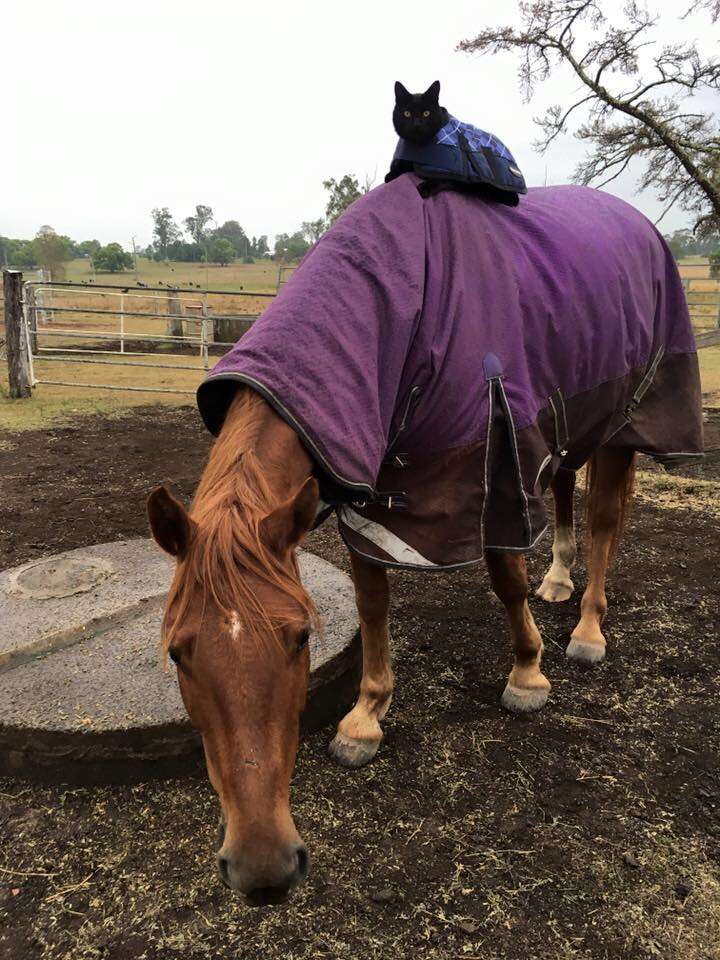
329, 553, 393, 768
536, 468, 576, 602
485, 550, 551, 713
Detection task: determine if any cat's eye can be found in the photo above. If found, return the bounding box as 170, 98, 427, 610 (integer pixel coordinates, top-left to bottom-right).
423, 110, 430, 117
403, 110, 411, 118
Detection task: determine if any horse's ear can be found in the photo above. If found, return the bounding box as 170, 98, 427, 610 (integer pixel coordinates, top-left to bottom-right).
394, 81, 410, 104
147, 485, 196, 558
424, 80, 440, 102
262, 477, 319, 554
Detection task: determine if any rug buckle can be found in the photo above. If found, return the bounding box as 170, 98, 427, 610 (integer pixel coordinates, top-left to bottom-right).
383, 453, 410, 468
375, 490, 408, 511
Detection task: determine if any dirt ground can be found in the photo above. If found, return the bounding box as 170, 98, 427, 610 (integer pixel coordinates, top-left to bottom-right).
1, 406, 719, 960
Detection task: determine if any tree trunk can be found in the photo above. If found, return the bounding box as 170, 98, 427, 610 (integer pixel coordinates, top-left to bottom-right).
3, 270, 32, 398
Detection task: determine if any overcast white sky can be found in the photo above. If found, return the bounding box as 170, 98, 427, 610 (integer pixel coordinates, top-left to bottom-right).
1, 0, 717, 249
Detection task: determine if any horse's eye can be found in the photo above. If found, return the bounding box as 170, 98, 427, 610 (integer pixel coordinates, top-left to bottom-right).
404, 110, 411, 118
168, 648, 181, 666
423, 110, 430, 117
297, 629, 310, 653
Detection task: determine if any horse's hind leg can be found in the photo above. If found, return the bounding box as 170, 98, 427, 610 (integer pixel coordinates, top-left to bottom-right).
566, 448, 635, 664
329, 553, 393, 768
485, 551, 551, 713
537, 468, 577, 603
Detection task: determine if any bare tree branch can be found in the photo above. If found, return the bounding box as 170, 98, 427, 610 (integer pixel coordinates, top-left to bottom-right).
654, 182, 691, 225
458, 1, 720, 236
685, 0, 719, 22
534, 94, 595, 150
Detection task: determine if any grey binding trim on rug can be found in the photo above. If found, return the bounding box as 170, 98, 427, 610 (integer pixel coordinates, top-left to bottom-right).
483, 524, 549, 553
640, 450, 705, 460
479, 378, 495, 553
480, 372, 545, 552
496, 378, 534, 547
199, 372, 375, 497
338, 524, 488, 572
339, 507, 434, 567
533, 453, 553, 489
548, 388, 570, 453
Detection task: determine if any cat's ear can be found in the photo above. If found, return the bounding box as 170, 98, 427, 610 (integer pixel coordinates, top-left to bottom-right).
394, 81, 411, 104
424, 80, 441, 102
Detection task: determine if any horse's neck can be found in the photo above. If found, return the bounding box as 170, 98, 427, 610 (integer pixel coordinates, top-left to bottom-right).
219, 390, 312, 503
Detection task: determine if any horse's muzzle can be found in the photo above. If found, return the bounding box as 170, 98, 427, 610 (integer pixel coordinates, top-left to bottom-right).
216, 842, 309, 904
216, 811, 308, 904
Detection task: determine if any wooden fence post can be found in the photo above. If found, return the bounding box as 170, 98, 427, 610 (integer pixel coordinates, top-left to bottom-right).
36, 268, 53, 324
3, 270, 32, 398
25, 283, 38, 356
167, 289, 183, 339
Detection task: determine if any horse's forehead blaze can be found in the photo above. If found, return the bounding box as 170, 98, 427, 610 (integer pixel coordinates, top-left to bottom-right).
228, 611, 242, 640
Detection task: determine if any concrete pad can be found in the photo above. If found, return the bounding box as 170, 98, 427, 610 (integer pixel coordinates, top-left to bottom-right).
0, 540, 360, 784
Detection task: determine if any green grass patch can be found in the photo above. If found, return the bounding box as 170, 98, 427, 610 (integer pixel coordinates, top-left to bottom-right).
699, 345, 720, 405
0, 378, 195, 432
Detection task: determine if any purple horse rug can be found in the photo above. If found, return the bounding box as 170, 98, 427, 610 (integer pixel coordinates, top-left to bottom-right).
197, 175, 704, 570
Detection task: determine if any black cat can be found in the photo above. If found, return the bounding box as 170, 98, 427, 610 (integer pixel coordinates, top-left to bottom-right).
389, 80, 524, 205
392, 81, 449, 145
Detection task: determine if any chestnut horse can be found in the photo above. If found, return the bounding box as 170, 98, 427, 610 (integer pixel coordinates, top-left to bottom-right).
147, 387, 635, 904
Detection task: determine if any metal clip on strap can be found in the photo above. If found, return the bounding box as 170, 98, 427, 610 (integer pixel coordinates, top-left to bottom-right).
352, 491, 409, 511
375, 491, 408, 510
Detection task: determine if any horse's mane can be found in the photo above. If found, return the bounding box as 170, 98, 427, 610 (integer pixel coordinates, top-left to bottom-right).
162, 389, 317, 653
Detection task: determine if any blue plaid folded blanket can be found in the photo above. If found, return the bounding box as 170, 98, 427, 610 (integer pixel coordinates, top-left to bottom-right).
386, 116, 527, 199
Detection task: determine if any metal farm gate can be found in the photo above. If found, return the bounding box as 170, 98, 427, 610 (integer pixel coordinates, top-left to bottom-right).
2, 271, 275, 398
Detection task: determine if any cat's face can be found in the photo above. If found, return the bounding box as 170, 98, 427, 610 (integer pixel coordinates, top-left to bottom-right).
393, 80, 446, 145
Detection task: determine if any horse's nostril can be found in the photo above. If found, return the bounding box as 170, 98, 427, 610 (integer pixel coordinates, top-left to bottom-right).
216, 854, 230, 888
296, 845, 309, 880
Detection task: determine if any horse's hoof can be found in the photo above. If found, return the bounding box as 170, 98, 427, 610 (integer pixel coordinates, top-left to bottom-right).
536, 576, 574, 603
501, 683, 549, 713
566, 637, 606, 664
328, 734, 380, 769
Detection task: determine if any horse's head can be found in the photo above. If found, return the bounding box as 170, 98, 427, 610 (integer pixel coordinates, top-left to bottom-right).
147, 476, 318, 905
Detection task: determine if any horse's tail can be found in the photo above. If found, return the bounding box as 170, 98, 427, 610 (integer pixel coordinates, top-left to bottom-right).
584, 450, 636, 563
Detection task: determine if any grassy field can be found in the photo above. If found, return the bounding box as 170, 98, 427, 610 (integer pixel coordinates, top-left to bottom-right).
0, 363, 203, 432
699, 346, 720, 401
65, 256, 285, 293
